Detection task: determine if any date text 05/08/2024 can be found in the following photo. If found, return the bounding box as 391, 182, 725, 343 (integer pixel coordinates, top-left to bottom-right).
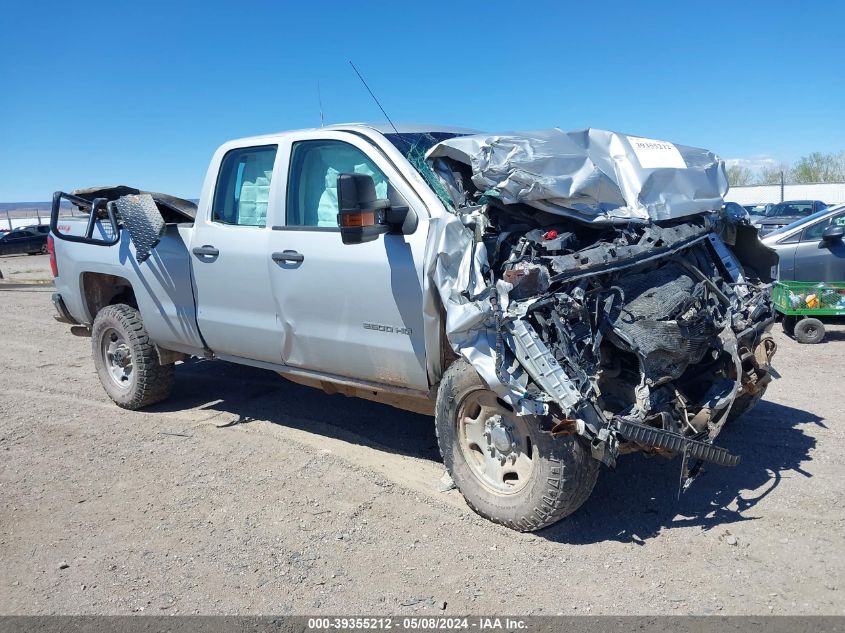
306, 617, 527, 630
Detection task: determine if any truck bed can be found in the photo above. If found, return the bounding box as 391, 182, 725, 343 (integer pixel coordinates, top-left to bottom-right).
52, 217, 205, 356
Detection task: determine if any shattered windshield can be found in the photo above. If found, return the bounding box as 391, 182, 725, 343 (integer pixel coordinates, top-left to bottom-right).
384, 132, 466, 208
383, 132, 463, 159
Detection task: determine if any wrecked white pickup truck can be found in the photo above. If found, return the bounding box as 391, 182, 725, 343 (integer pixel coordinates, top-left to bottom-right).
50, 124, 778, 531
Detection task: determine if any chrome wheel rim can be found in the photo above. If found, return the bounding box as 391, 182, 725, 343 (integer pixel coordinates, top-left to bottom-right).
457, 389, 535, 495
101, 327, 133, 389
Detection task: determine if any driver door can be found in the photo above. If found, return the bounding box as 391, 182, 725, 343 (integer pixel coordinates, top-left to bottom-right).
266, 132, 430, 390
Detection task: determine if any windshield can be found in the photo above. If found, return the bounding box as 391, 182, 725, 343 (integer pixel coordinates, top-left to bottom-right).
383, 132, 467, 207
383, 132, 464, 160
764, 201, 817, 218
765, 207, 837, 238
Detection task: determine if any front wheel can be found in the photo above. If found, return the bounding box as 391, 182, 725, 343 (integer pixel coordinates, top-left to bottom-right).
91, 304, 175, 409
435, 360, 599, 532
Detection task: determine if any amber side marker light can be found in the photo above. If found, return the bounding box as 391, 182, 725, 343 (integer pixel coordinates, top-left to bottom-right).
339, 211, 376, 228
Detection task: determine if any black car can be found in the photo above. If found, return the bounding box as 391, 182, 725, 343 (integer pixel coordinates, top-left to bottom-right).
0, 225, 49, 256
749, 200, 828, 236
743, 202, 774, 216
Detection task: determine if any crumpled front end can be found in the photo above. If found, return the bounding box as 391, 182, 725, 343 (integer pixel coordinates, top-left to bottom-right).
424, 128, 778, 476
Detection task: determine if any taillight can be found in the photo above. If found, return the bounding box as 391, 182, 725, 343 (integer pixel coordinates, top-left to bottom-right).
47, 235, 58, 277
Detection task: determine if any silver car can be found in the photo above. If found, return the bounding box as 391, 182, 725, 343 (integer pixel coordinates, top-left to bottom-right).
762, 204, 845, 282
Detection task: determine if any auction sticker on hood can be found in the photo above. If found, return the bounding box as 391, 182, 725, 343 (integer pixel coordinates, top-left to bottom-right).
626, 136, 687, 169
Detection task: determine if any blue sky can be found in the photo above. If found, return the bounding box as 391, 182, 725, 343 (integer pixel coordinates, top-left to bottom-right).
1, 0, 844, 201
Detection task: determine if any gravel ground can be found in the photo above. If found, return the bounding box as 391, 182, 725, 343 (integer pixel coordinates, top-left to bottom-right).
0, 253, 52, 283
0, 258, 843, 615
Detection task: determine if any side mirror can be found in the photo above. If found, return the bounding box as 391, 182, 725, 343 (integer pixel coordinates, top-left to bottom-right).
822, 224, 844, 243
336, 173, 390, 245
336, 173, 409, 245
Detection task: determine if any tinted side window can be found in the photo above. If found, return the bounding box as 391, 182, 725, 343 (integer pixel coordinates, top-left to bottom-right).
801, 213, 845, 242
807, 212, 845, 240
801, 217, 833, 241
212, 145, 277, 227
286, 140, 388, 228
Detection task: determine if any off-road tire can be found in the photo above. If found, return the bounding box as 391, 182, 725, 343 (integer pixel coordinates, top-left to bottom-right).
794, 318, 825, 344
91, 304, 175, 409
781, 315, 797, 336
435, 359, 599, 532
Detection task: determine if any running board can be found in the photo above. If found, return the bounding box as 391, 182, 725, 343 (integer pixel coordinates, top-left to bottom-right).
614, 419, 740, 467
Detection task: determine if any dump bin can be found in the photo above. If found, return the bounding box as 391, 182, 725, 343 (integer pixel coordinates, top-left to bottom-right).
772, 280, 845, 343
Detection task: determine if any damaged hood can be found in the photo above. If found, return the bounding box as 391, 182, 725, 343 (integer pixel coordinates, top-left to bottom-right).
426, 128, 728, 223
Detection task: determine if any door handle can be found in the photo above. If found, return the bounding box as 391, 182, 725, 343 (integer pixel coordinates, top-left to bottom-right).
192, 245, 219, 257
272, 250, 304, 264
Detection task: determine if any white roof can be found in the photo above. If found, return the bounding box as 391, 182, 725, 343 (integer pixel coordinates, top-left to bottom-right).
228, 123, 479, 145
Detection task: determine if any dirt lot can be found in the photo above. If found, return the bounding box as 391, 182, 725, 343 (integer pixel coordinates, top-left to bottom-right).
0, 253, 53, 283
1, 255, 843, 615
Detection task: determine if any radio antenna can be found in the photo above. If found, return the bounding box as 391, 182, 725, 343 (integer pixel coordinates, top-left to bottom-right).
348, 60, 403, 140
317, 81, 325, 127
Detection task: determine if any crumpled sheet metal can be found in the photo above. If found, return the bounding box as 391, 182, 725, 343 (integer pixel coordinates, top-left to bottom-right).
424, 211, 534, 412
426, 128, 728, 224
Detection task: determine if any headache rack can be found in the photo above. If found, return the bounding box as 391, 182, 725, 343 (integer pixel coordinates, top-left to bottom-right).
50, 187, 193, 263
50, 191, 121, 247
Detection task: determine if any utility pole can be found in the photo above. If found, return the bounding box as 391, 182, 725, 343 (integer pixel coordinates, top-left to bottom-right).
780, 171, 785, 202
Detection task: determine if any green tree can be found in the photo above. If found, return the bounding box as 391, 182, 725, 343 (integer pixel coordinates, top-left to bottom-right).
726, 165, 754, 186
757, 164, 788, 185
789, 152, 845, 183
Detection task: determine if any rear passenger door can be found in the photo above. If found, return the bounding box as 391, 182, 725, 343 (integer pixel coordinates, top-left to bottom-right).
190, 143, 285, 363
266, 132, 430, 390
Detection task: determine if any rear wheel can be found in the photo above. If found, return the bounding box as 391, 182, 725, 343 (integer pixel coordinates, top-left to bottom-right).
794, 317, 825, 344
91, 304, 175, 409
435, 360, 599, 532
